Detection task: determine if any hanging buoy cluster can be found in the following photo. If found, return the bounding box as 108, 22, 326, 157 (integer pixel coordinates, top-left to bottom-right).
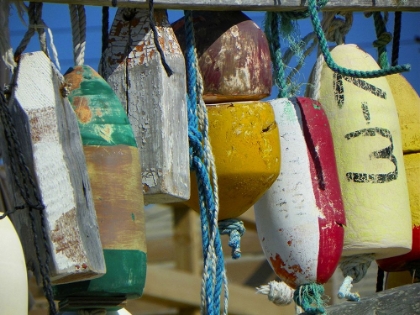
173, 11, 280, 220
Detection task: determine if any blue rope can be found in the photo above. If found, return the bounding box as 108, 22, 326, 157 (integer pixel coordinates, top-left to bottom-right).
294, 283, 326, 314
308, 0, 410, 78
184, 10, 227, 315
219, 219, 245, 259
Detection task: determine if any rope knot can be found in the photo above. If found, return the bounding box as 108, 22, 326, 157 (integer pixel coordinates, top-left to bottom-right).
256, 280, 294, 306
218, 219, 245, 259
373, 31, 392, 48
293, 283, 326, 314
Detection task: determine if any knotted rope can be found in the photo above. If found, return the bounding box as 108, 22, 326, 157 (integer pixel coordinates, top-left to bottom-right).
14, 2, 60, 70
294, 283, 327, 314
0, 91, 57, 315
69, 4, 86, 66
391, 12, 402, 67
218, 219, 245, 259
184, 10, 228, 315
257, 280, 294, 306
308, 0, 410, 78
338, 254, 374, 301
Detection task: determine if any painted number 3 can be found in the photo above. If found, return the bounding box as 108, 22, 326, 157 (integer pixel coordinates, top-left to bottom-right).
333, 73, 398, 184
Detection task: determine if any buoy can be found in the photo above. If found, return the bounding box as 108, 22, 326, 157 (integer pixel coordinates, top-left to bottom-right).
173, 10, 272, 104
308, 44, 412, 300
185, 101, 280, 220
255, 97, 345, 289
101, 8, 190, 205
174, 11, 278, 220
2, 52, 105, 284
377, 74, 420, 272
310, 44, 412, 259
0, 213, 28, 315
53, 65, 147, 311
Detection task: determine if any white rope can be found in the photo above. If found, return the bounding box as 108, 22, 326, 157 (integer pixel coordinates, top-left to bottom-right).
256, 280, 294, 306
338, 254, 374, 301
69, 4, 86, 66
194, 47, 228, 315
0, 0, 16, 71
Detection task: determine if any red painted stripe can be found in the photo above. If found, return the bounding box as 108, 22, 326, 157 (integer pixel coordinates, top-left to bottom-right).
294, 97, 346, 284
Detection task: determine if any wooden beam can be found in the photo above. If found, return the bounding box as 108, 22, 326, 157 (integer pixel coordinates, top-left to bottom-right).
316, 283, 420, 315
16, 0, 420, 11
133, 265, 296, 315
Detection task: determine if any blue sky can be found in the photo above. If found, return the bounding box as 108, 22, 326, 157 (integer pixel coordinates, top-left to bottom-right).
7, 4, 420, 95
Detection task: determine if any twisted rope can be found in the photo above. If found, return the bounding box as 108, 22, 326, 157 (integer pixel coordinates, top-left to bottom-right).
256, 280, 294, 306
149, 0, 173, 76
15, 2, 60, 70
392, 12, 402, 66
0, 91, 57, 315
294, 283, 326, 314
218, 219, 245, 259
69, 4, 86, 66
0, 1, 16, 71
308, 0, 410, 78
338, 254, 374, 301
184, 10, 228, 315
371, 12, 391, 69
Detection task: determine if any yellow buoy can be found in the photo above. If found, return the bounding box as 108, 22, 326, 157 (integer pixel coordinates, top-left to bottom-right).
312, 44, 412, 259
185, 101, 281, 220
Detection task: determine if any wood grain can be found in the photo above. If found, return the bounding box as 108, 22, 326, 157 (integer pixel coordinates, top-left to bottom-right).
18, 0, 420, 11
2, 52, 105, 284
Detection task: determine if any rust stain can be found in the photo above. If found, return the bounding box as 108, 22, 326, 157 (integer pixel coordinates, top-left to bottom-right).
287, 240, 292, 246
27, 107, 56, 143
51, 208, 87, 263
64, 66, 84, 91
72, 96, 92, 123
270, 253, 302, 289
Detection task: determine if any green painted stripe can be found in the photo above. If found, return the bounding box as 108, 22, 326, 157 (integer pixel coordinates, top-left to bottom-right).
53, 249, 147, 300
65, 65, 137, 147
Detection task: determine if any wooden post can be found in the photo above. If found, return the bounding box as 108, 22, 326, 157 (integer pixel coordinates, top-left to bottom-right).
1, 52, 105, 284
173, 205, 201, 315
101, 8, 190, 205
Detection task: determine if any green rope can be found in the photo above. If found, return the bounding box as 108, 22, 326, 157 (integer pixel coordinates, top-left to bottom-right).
265, 12, 289, 98
308, 0, 410, 78
294, 283, 326, 314
372, 12, 392, 69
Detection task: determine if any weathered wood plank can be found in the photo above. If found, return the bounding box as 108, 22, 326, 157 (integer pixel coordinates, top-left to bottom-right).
315, 283, 420, 315
101, 8, 190, 204
1, 52, 105, 284
16, 0, 420, 11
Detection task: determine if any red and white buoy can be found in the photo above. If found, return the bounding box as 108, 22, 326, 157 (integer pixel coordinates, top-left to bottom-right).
255, 97, 345, 289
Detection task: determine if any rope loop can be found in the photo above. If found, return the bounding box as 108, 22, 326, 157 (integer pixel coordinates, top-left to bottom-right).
308, 0, 410, 78
218, 219, 245, 259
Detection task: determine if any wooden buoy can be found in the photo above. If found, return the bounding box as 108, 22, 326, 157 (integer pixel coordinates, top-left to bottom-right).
1, 52, 105, 284
185, 101, 281, 220
173, 11, 272, 104
53, 65, 147, 311
377, 74, 420, 272
101, 8, 190, 205
309, 44, 412, 260
0, 214, 28, 314
254, 97, 345, 288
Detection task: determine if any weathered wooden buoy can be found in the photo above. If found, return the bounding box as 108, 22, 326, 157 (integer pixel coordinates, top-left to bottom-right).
0, 213, 28, 314
185, 101, 281, 220
101, 8, 189, 205
377, 74, 420, 272
53, 65, 147, 311
309, 44, 412, 260
255, 97, 345, 288
2, 52, 105, 284
173, 11, 272, 104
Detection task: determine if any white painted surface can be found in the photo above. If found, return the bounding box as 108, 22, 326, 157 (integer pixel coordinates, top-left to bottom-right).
255, 98, 319, 286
